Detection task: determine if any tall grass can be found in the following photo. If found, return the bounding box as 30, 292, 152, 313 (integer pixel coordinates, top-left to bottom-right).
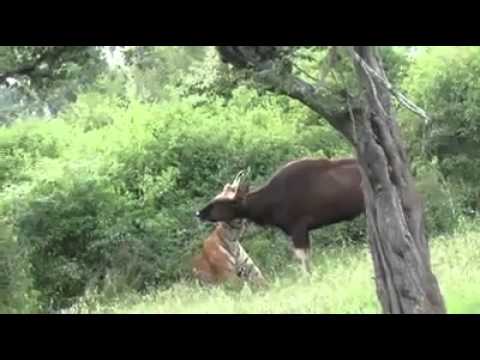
70, 219, 480, 314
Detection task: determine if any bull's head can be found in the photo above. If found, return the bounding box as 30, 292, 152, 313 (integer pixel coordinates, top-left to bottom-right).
196, 169, 250, 223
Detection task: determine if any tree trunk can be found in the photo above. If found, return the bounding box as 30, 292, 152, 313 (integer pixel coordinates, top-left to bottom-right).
351, 46, 445, 313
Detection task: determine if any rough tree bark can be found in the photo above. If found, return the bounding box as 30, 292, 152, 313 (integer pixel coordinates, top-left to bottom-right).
216, 46, 446, 314
350, 46, 445, 313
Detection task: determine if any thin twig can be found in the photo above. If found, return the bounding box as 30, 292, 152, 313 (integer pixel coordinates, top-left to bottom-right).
291, 62, 317, 83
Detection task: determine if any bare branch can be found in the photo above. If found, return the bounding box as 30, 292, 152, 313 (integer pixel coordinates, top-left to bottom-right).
291, 62, 318, 83
347, 47, 431, 123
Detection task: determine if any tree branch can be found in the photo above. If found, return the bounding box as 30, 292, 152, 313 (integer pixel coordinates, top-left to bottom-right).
0, 46, 89, 85
254, 64, 356, 142
215, 46, 365, 142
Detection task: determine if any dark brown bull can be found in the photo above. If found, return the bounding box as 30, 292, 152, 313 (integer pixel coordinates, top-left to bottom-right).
196, 158, 365, 273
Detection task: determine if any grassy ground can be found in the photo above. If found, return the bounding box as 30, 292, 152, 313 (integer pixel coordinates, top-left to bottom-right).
75, 221, 480, 314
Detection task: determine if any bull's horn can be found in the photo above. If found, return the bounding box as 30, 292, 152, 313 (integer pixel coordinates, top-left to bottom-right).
232, 170, 245, 186
233, 167, 253, 187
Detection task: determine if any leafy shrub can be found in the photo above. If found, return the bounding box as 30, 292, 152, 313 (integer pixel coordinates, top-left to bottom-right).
413, 159, 465, 236
403, 47, 480, 213
0, 119, 69, 189
0, 219, 38, 313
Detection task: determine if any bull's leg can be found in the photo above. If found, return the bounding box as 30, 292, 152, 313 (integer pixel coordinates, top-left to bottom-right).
293, 248, 312, 274
291, 224, 312, 275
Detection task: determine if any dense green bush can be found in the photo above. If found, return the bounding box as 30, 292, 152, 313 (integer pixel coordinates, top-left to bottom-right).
412, 159, 465, 236
403, 47, 480, 215
0, 119, 69, 189
0, 219, 38, 313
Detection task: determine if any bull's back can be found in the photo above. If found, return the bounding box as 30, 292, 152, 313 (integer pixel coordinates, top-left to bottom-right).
272, 158, 364, 227
270, 158, 359, 191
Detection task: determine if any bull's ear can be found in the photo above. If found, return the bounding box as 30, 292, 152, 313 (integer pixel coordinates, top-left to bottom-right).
235, 183, 249, 199
221, 183, 236, 195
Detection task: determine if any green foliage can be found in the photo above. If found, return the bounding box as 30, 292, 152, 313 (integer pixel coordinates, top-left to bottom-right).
15, 169, 119, 309
122, 46, 209, 102
402, 46, 480, 216
0, 219, 38, 313
413, 160, 464, 236
0, 119, 69, 189
179, 47, 252, 99
378, 46, 414, 86
0, 46, 108, 120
